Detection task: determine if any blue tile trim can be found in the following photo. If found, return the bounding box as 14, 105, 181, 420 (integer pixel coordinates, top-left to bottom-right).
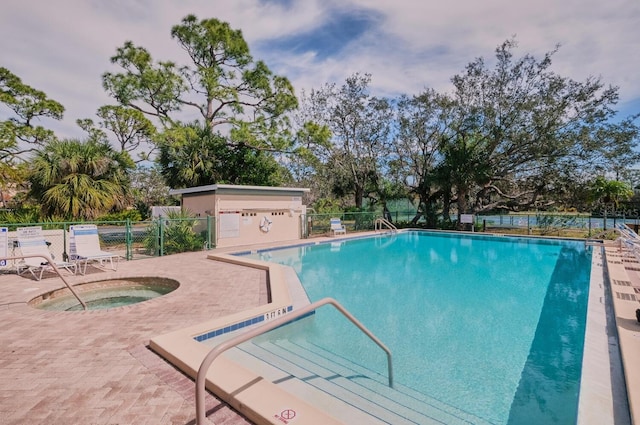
194, 305, 293, 342
254, 241, 318, 253
232, 250, 252, 256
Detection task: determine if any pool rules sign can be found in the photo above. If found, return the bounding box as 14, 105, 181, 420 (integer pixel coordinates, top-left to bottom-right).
0, 227, 7, 266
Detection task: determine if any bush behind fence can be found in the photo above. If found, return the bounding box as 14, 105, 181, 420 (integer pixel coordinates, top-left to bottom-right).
304, 211, 638, 238
2, 212, 635, 263
0, 217, 215, 263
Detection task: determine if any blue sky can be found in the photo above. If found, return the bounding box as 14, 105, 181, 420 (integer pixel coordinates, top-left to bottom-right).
1, 0, 639, 143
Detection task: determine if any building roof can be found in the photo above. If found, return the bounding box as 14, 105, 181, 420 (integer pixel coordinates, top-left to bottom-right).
168, 184, 310, 196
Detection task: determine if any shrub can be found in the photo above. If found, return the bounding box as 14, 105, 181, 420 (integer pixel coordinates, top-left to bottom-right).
143, 210, 204, 255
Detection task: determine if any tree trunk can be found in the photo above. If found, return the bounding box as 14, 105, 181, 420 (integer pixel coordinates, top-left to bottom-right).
442, 191, 452, 227
456, 187, 468, 230
354, 186, 364, 209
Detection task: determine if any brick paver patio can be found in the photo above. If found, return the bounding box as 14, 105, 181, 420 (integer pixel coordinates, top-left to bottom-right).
0, 251, 268, 425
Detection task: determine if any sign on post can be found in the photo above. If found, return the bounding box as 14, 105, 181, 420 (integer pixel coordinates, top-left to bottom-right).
460, 214, 474, 224
460, 214, 475, 232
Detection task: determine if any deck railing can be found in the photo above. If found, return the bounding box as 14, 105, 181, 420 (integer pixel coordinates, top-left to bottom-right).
195, 297, 393, 425
374, 217, 398, 232
1, 254, 87, 310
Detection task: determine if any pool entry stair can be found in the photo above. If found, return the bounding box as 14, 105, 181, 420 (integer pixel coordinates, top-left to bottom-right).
374, 217, 398, 233
233, 334, 492, 425
193, 297, 394, 424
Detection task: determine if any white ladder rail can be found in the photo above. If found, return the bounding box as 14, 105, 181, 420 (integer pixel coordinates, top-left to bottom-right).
1, 254, 87, 310
374, 217, 398, 232
195, 297, 393, 425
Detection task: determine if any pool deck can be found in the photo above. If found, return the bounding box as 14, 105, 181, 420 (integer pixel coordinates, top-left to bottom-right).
0, 249, 272, 425
0, 231, 639, 424
601, 243, 640, 424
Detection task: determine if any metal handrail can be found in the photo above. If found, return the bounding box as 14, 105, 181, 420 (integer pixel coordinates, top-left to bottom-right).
195, 297, 393, 425
374, 217, 398, 232
1, 254, 87, 310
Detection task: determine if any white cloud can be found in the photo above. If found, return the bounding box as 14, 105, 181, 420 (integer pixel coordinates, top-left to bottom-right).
1, 0, 638, 144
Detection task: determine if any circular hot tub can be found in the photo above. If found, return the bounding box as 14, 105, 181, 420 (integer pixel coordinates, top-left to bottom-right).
29, 277, 179, 311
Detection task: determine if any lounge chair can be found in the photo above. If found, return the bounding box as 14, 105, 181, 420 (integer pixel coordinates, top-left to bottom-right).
330, 218, 347, 236
617, 223, 640, 242
16, 226, 76, 280
70, 224, 119, 275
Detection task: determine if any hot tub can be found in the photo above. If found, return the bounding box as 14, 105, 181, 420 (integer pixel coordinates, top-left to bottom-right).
29, 277, 179, 311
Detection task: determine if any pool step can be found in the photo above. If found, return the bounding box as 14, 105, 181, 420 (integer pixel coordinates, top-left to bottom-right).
288, 339, 492, 425
234, 337, 491, 425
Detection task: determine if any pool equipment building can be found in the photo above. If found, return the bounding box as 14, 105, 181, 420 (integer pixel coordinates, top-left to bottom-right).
169, 184, 310, 249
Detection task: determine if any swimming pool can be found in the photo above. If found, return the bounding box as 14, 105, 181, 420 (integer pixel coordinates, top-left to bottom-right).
242, 231, 591, 424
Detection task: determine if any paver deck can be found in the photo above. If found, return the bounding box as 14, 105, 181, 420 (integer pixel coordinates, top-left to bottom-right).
2, 231, 636, 424
0, 250, 269, 425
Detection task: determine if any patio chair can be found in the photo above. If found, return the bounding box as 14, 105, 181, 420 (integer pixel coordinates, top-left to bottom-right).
70, 224, 120, 275
16, 226, 76, 280
330, 218, 347, 236
616, 223, 640, 242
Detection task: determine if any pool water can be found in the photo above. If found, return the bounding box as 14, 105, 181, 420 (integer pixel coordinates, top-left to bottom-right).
246, 232, 591, 424
60, 290, 167, 311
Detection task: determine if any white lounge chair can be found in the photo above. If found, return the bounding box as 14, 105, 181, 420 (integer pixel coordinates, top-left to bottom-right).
70, 224, 119, 275
16, 226, 76, 280
330, 218, 347, 236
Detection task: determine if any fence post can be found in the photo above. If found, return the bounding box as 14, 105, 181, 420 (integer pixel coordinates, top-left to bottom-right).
62, 223, 68, 261
206, 215, 212, 249
527, 215, 531, 235
125, 218, 132, 260
154, 218, 162, 257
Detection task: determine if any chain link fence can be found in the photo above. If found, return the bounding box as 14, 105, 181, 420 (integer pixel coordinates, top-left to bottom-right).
303, 211, 640, 238
304, 212, 378, 237
475, 213, 640, 238
4, 211, 637, 265
0, 217, 215, 265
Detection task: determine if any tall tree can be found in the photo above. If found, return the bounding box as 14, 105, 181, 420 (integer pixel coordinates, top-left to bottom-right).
449, 39, 639, 214
0, 67, 64, 160
96, 105, 157, 161
1, 68, 66, 209
297, 73, 394, 208
157, 122, 287, 188
102, 15, 298, 155
397, 38, 639, 226
394, 90, 457, 225
29, 139, 134, 219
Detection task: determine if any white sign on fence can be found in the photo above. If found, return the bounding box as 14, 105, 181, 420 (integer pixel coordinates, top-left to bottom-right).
460, 214, 474, 224
0, 228, 7, 266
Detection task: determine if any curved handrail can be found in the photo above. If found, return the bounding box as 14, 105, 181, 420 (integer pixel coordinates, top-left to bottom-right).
195, 297, 393, 425
1, 254, 87, 310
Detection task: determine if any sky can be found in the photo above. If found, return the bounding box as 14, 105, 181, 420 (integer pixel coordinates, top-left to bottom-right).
1, 0, 639, 143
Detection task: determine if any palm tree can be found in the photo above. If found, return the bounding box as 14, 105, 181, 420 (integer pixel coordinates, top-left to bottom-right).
29, 139, 134, 219
436, 132, 490, 229
589, 176, 634, 230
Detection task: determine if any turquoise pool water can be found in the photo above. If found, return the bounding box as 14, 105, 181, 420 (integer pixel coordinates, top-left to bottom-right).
245, 231, 591, 424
